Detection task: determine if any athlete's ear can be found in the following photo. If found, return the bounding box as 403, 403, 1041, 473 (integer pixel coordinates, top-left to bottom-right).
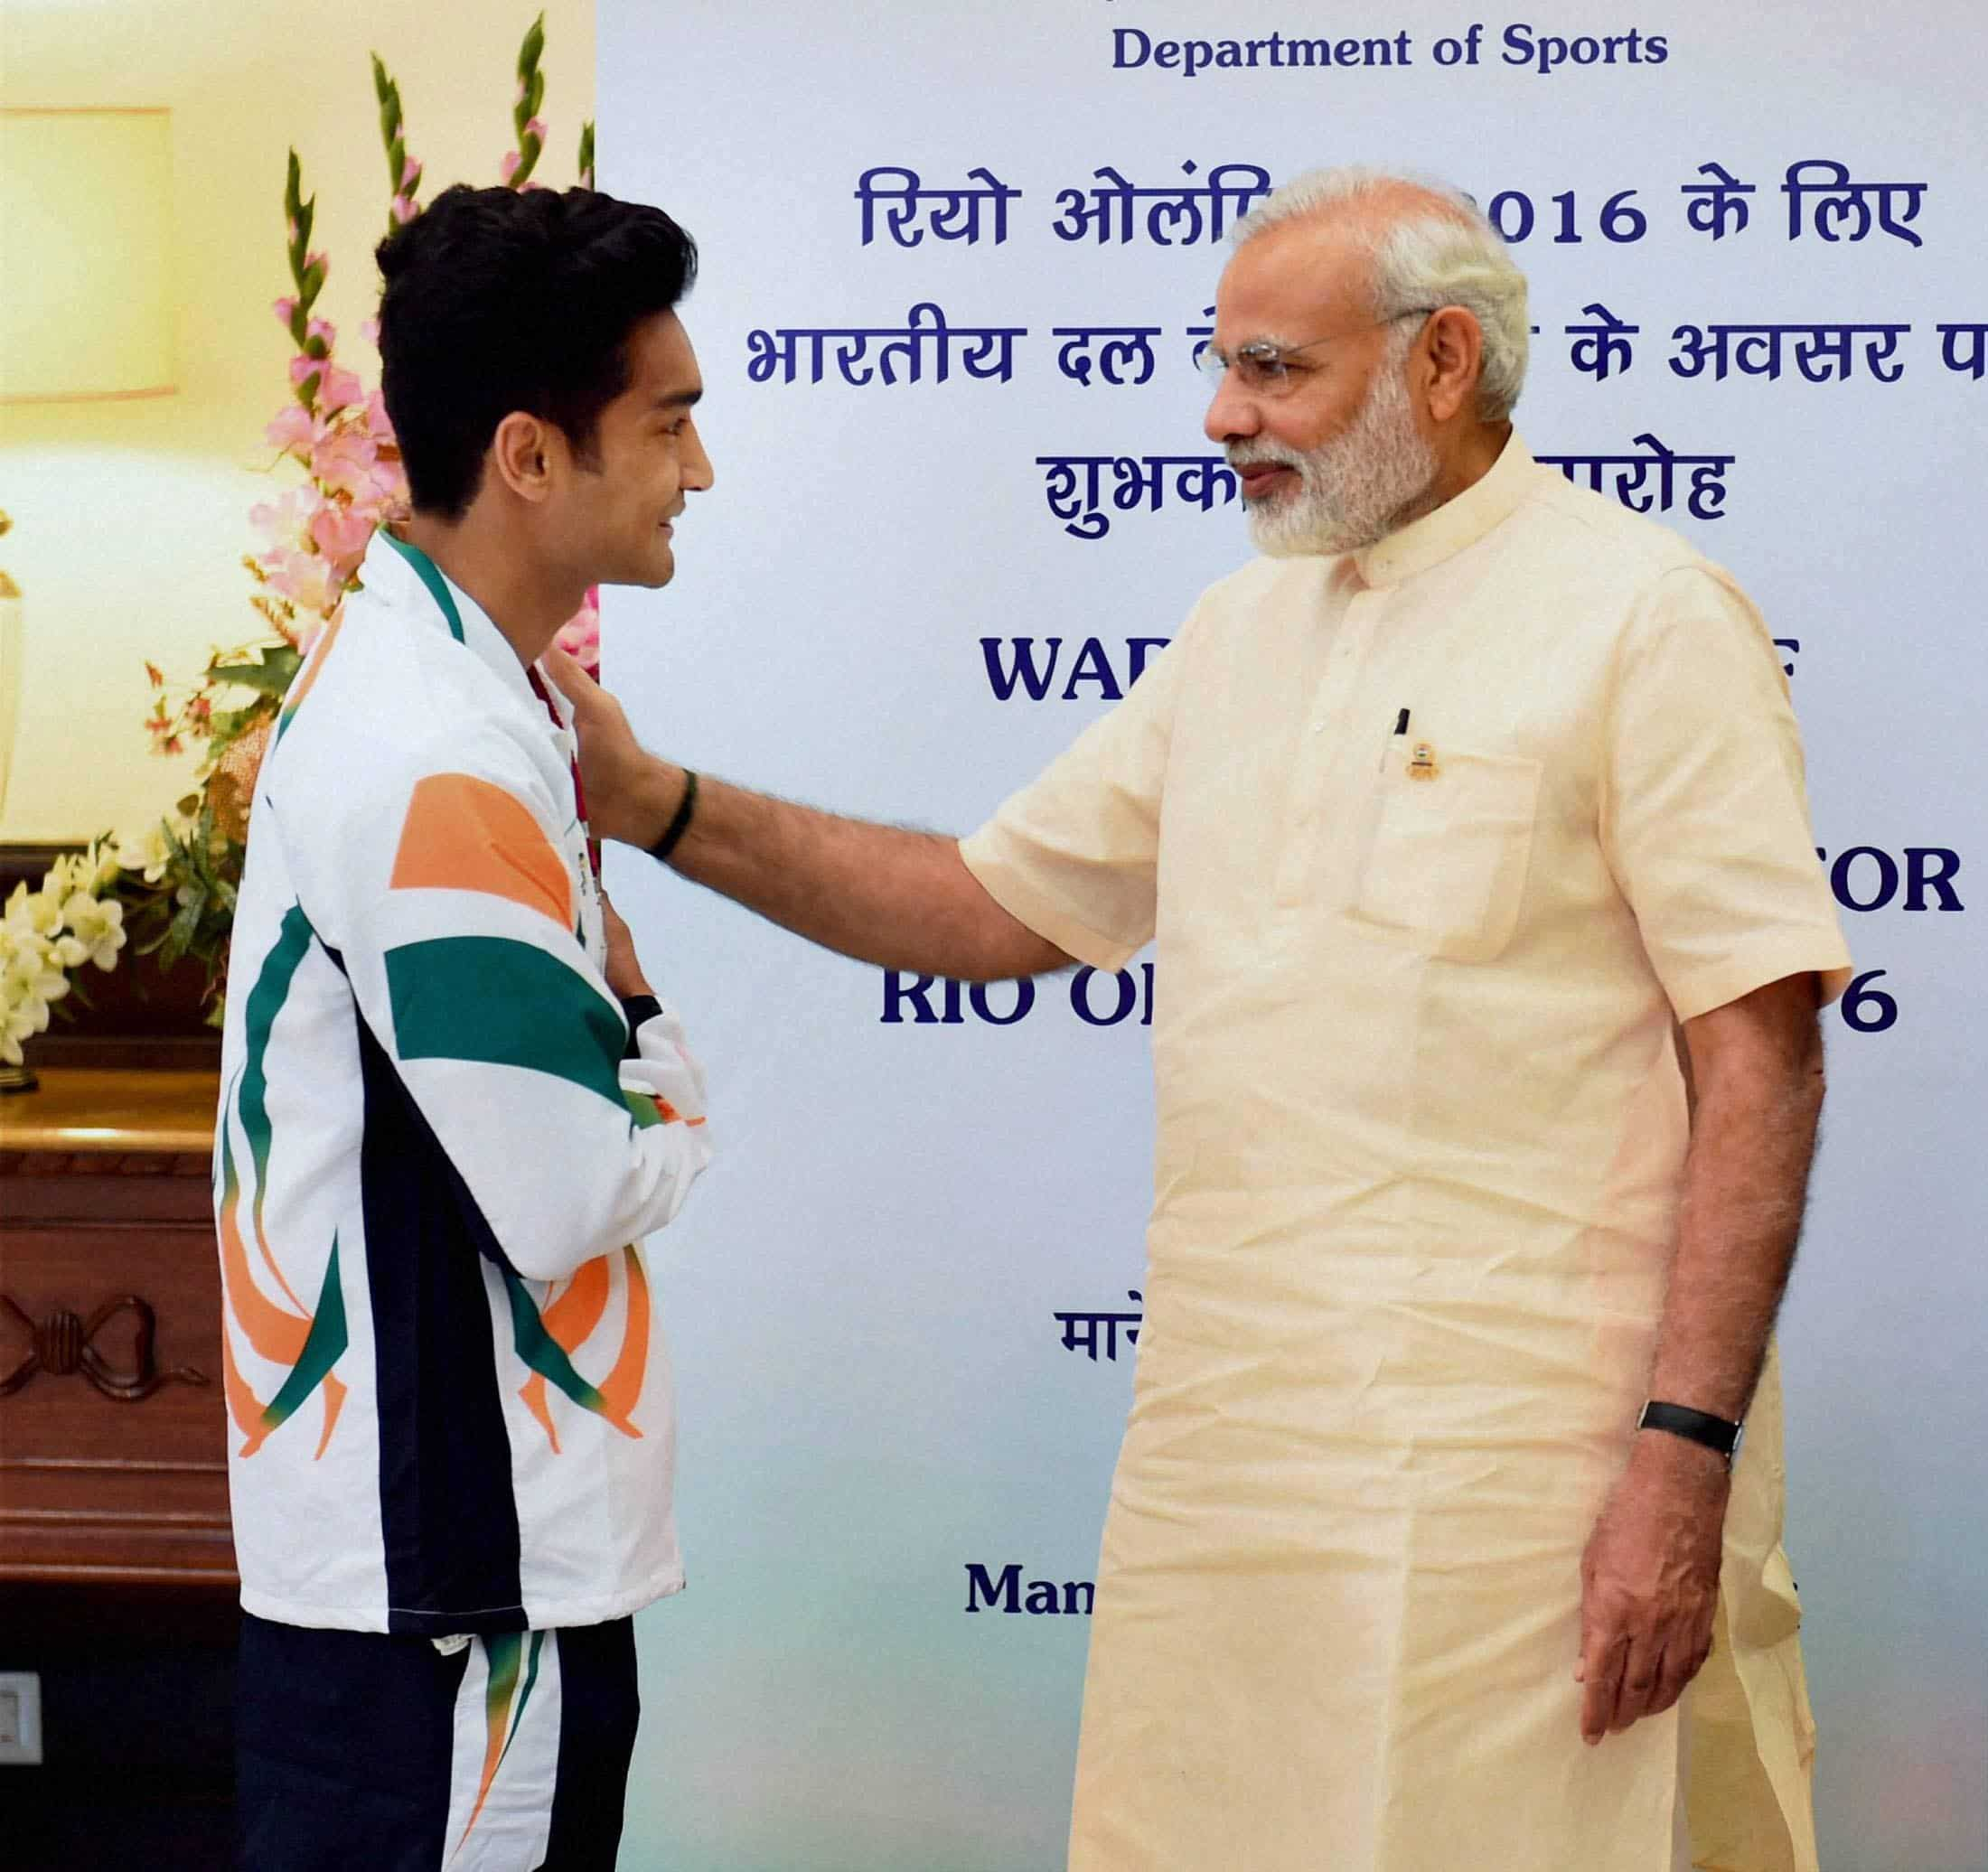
490, 411, 558, 504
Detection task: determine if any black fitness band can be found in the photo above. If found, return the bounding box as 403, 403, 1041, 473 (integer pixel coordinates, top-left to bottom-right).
648, 769, 699, 866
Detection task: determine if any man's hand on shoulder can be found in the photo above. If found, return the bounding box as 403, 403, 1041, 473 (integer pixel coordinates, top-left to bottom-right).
544, 646, 682, 849
1574, 1427, 1730, 1745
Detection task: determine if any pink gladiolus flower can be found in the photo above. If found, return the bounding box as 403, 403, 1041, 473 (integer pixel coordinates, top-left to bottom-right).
305, 251, 328, 276
289, 355, 324, 391
363, 388, 396, 440
265, 404, 319, 454
306, 316, 336, 348
295, 557, 342, 616
400, 155, 421, 190
391, 195, 418, 225
264, 547, 341, 617
255, 550, 304, 604
317, 364, 364, 414
273, 295, 299, 324
361, 319, 382, 348
250, 491, 314, 554
314, 429, 401, 510
524, 118, 548, 143
310, 502, 376, 581
310, 428, 380, 501
500, 150, 521, 184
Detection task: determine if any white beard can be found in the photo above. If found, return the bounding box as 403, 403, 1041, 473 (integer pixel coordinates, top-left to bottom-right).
1235, 353, 1440, 558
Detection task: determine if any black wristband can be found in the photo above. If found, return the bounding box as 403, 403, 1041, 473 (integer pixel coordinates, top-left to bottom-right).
647, 769, 699, 866
1637, 1399, 1744, 1465
619, 992, 663, 1027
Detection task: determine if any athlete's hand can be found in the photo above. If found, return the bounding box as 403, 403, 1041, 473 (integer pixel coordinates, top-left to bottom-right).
600, 893, 654, 1000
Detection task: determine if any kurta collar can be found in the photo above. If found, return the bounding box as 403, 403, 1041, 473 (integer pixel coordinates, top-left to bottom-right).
1352, 431, 1537, 588
359, 527, 551, 724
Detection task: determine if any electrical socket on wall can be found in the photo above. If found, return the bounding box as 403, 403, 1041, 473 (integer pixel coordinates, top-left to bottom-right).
0, 1672, 44, 1764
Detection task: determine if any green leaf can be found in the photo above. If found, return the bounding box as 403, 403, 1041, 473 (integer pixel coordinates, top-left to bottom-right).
202, 706, 257, 763
162, 893, 206, 968
519, 12, 546, 77
577, 121, 595, 185
208, 649, 299, 697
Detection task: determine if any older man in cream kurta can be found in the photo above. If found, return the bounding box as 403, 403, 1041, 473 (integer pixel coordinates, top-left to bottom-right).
555, 169, 1853, 1872
956, 432, 1849, 1870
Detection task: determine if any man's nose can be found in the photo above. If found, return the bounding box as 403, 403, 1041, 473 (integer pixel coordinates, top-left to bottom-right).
1203, 373, 1260, 445
682, 421, 714, 491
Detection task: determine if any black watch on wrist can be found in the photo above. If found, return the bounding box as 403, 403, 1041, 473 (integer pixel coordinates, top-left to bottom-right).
1637, 1399, 1744, 1465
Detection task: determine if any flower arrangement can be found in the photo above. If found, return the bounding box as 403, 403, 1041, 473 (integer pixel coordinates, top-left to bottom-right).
3, 844, 127, 1070
110, 14, 598, 1029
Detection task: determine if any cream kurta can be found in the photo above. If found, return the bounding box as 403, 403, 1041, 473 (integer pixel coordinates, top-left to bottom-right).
961, 438, 1852, 1872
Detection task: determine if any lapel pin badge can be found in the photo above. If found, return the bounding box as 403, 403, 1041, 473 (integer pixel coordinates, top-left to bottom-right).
1407, 741, 1439, 781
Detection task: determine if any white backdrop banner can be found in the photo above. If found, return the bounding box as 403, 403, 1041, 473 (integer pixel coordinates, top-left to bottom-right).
597, 5, 1984, 1867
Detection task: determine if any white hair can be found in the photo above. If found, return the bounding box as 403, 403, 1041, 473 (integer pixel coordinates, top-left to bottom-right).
1233, 165, 1530, 422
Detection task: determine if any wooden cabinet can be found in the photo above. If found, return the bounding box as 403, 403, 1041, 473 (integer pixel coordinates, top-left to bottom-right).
0, 1072, 234, 1587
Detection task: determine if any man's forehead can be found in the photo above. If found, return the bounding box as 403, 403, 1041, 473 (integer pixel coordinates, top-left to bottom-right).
1214, 220, 1372, 338
624, 308, 702, 399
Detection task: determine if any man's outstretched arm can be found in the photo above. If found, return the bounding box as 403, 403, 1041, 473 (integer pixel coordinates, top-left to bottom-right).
547, 648, 1071, 983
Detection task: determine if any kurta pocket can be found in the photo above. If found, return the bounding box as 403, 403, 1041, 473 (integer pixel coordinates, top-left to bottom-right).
1348, 748, 1542, 961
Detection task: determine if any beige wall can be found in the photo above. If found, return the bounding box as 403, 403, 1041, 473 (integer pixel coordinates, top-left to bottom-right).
0, 0, 595, 840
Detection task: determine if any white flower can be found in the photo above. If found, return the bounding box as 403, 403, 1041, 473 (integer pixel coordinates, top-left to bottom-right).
4, 881, 62, 940
118, 819, 184, 885
61, 891, 127, 970
0, 848, 132, 1061
0, 926, 68, 1044
84, 840, 124, 894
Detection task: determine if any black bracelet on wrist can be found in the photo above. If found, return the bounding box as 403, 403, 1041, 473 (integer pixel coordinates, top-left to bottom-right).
1636, 1399, 1744, 1465
647, 769, 699, 866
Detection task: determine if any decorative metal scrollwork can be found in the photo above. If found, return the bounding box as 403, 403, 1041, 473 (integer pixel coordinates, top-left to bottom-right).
0, 1293, 210, 1401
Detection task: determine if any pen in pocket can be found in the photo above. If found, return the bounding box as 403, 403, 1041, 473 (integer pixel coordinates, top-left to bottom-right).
1382, 707, 1410, 772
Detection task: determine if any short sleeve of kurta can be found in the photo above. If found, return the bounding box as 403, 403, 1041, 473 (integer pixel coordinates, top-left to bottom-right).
1601, 565, 1852, 1021
959, 627, 1192, 972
